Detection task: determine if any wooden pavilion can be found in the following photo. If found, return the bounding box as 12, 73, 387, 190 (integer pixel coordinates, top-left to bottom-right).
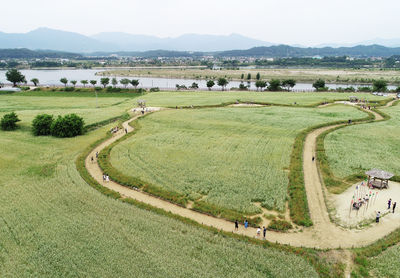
365, 169, 394, 189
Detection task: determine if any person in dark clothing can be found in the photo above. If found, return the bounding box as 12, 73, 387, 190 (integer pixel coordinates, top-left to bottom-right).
125, 128, 128, 134
376, 211, 381, 223
393, 202, 397, 213
263, 226, 267, 239
388, 198, 392, 209
312, 156, 315, 162
234, 220, 239, 231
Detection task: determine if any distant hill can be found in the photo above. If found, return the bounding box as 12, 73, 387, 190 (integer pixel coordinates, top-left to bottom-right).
91, 32, 273, 51
0, 48, 82, 59
218, 45, 400, 58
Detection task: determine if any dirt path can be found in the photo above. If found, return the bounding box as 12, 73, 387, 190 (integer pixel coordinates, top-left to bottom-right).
84, 101, 400, 249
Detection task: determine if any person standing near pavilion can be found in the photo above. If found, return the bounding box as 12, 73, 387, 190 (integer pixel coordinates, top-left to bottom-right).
388, 198, 392, 209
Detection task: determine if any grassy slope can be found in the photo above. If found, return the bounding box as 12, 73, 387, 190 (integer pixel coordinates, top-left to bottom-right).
110, 106, 365, 214
324, 104, 400, 179
0, 99, 318, 277
141, 91, 387, 107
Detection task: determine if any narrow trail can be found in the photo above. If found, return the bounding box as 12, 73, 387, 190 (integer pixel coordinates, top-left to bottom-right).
84, 100, 399, 249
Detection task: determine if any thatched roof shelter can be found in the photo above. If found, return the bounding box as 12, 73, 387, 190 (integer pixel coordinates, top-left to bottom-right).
365, 169, 394, 189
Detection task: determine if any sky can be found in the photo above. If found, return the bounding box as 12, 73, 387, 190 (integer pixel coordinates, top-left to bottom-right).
1, 0, 399, 46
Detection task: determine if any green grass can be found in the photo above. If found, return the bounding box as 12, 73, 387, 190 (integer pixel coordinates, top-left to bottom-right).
366, 244, 400, 277
0, 100, 321, 277
141, 91, 388, 107
0, 94, 137, 126
110, 106, 365, 214
325, 104, 400, 180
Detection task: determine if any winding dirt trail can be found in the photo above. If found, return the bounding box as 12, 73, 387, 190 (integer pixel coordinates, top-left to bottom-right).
85, 101, 399, 249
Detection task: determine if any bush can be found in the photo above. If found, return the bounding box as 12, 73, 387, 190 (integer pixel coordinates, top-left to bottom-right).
150, 87, 160, 92
32, 114, 54, 136
0, 112, 20, 131
106, 86, 121, 92
50, 114, 85, 137
267, 219, 293, 232
19, 86, 30, 91
64, 87, 75, 92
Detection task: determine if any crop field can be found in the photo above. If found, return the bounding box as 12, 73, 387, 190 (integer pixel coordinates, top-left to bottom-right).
110, 106, 365, 214
0, 93, 137, 126
99, 68, 400, 84
141, 91, 387, 108
368, 244, 400, 277
324, 103, 400, 179
0, 97, 319, 277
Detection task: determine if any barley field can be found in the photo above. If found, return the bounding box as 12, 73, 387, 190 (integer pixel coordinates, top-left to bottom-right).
368, 244, 400, 277
110, 106, 365, 214
141, 91, 387, 107
324, 103, 400, 179
0, 96, 319, 277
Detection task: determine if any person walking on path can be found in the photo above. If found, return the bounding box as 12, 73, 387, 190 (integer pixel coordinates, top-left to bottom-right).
376, 211, 381, 223
263, 226, 267, 239
234, 220, 239, 231
312, 156, 315, 162
95, 151, 98, 159
393, 202, 397, 213
106, 174, 110, 183
102, 173, 106, 183
388, 198, 392, 209
125, 128, 128, 134
91, 156, 94, 163
244, 219, 248, 229
256, 227, 261, 237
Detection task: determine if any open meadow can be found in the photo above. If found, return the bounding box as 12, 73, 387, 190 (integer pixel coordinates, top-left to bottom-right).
140, 91, 387, 108
0, 92, 322, 277
110, 106, 365, 214
324, 102, 400, 180
98, 68, 400, 84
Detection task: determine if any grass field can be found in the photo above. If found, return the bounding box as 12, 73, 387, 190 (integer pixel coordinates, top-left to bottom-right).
110, 106, 365, 214
140, 91, 388, 108
367, 244, 400, 277
0, 93, 137, 126
98, 68, 400, 84
0, 96, 320, 277
324, 103, 400, 179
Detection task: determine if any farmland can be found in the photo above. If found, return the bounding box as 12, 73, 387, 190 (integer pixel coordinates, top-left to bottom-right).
140, 91, 387, 108
110, 106, 365, 214
0, 93, 322, 277
324, 102, 400, 179
368, 244, 400, 277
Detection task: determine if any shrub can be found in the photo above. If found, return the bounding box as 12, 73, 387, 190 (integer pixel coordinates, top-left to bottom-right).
150, 87, 160, 92
32, 114, 54, 136
64, 87, 75, 92
267, 219, 293, 232
50, 114, 85, 138
0, 112, 20, 131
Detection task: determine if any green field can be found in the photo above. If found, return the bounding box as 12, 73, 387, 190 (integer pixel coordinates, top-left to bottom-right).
324, 103, 400, 179
110, 106, 365, 214
0, 94, 321, 277
140, 91, 387, 107
368, 244, 400, 277
0, 94, 137, 126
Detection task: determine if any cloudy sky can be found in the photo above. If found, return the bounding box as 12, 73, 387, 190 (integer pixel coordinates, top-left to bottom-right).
1, 0, 399, 45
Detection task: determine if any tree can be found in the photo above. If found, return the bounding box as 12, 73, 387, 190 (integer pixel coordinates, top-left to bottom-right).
255, 80, 267, 91
30, 78, 39, 86
130, 79, 139, 89
50, 114, 85, 138
206, 80, 215, 91
247, 73, 251, 80
32, 114, 53, 136
111, 77, 118, 88
90, 80, 97, 87
6, 69, 26, 87
217, 77, 229, 91
282, 79, 296, 91
268, 79, 282, 91
372, 79, 387, 92
312, 79, 326, 91
70, 80, 77, 87
60, 77, 68, 87
240, 73, 244, 79
256, 72, 261, 80
190, 82, 199, 89
120, 78, 130, 88
80, 80, 88, 87
100, 77, 110, 88
0, 112, 20, 131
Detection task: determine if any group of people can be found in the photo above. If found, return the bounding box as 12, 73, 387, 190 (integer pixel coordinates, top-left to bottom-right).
102, 173, 110, 183
234, 219, 267, 239
375, 199, 396, 223
110, 126, 119, 134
